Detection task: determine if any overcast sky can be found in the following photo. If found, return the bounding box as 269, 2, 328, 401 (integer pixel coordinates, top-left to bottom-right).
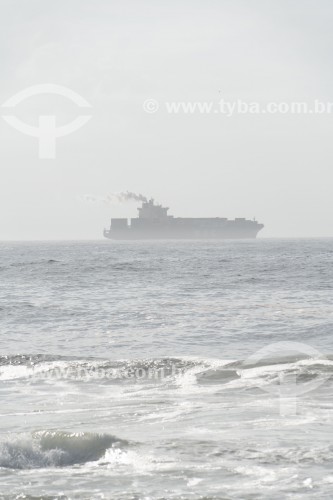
1, 0, 333, 239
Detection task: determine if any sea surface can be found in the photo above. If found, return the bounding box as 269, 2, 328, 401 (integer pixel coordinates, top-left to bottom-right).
0, 239, 333, 499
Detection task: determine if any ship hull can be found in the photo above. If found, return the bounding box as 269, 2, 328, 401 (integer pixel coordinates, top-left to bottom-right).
104, 226, 263, 240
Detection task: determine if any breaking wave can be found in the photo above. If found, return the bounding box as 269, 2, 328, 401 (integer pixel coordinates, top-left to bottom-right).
0, 431, 127, 469
0, 354, 332, 389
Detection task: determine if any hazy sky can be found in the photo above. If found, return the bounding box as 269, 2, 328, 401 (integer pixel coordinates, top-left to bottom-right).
1, 0, 333, 239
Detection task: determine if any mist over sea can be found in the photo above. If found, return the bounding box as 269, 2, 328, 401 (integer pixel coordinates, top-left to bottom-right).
1, 239, 333, 499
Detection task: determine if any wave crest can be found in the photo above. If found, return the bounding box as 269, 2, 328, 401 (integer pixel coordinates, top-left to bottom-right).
0, 431, 127, 469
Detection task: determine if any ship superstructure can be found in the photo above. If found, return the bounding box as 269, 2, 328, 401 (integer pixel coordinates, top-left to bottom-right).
103, 199, 264, 239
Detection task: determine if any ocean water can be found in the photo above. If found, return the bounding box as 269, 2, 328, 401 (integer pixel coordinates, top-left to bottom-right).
0, 239, 333, 499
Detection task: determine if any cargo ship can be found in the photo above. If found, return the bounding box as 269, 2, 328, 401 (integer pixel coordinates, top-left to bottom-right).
103, 199, 264, 239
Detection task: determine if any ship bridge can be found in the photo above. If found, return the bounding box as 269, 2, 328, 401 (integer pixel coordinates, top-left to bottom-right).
138, 199, 172, 219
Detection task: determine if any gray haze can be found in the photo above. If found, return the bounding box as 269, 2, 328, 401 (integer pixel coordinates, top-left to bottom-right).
1, 0, 333, 239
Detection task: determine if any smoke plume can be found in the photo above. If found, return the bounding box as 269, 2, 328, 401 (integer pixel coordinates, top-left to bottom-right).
80, 191, 148, 205
116, 192, 148, 203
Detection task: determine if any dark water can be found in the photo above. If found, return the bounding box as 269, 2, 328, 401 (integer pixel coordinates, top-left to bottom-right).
0, 239, 333, 499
